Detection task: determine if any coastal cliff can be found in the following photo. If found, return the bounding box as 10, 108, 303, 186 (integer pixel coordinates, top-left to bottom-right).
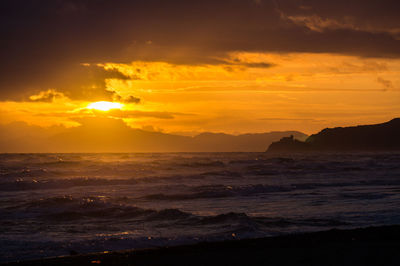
267, 118, 400, 152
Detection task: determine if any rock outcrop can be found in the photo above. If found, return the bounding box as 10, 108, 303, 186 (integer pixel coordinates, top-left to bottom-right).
267, 118, 400, 152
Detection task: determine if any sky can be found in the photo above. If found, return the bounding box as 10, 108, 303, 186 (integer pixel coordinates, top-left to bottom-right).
1, 0, 400, 136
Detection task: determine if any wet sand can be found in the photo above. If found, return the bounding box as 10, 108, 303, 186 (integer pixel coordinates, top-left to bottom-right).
4, 225, 399, 266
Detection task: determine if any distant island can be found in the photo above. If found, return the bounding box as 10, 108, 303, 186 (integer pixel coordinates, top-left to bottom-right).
267, 118, 400, 153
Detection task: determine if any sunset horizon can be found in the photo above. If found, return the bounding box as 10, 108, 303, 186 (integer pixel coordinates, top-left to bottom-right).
1, 0, 400, 143
1, 1, 400, 265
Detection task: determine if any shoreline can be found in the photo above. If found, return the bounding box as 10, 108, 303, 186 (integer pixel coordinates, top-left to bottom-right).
4, 225, 399, 266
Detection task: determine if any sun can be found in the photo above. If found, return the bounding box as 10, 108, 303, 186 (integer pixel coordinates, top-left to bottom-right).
86, 101, 124, 111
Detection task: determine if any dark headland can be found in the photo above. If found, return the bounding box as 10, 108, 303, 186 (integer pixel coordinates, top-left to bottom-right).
4, 225, 399, 266
267, 118, 400, 152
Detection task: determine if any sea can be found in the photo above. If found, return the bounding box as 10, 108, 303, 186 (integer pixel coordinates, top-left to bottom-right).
0, 152, 399, 262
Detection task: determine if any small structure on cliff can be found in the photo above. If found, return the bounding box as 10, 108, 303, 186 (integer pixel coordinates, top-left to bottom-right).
267, 134, 311, 152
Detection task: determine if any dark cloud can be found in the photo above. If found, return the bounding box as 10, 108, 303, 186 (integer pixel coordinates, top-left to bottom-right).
0, 61, 130, 101
226, 58, 275, 68
241, 62, 275, 68
277, 0, 400, 37
123, 96, 141, 104
1, 0, 400, 100
61, 65, 131, 101
112, 94, 141, 104
377, 77, 394, 91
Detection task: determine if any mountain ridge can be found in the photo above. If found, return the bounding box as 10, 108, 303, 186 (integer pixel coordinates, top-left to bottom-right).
0, 118, 307, 152
267, 118, 400, 153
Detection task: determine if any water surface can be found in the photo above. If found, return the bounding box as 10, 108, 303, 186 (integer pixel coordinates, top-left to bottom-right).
1, 152, 399, 262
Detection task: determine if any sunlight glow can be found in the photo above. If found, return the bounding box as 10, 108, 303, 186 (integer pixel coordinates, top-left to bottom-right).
87, 101, 123, 111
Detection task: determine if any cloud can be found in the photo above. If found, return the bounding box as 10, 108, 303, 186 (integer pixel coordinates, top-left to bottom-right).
77, 109, 193, 120
112, 93, 141, 104
36, 109, 188, 120
51, 64, 131, 101
224, 57, 275, 68
283, 15, 356, 33
377, 77, 394, 90
1, 60, 130, 102
28, 89, 68, 102
1, 0, 400, 101
106, 110, 175, 119
277, 0, 400, 37
123, 95, 141, 104
241, 62, 275, 68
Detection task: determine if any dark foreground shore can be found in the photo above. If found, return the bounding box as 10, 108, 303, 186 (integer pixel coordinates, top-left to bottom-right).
4, 225, 400, 266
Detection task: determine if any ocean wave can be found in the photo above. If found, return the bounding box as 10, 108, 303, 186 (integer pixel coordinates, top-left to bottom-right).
200, 170, 242, 177
141, 184, 293, 201
16, 196, 192, 222
189, 212, 349, 229
11, 195, 350, 229
176, 160, 225, 168
0, 178, 140, 191
228, 157, 295, 165
0, 173, 236, 191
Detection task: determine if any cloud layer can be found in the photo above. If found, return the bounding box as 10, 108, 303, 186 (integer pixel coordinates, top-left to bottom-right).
2, 0, 400, 100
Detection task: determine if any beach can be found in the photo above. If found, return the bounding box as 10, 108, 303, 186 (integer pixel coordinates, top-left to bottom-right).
4, 225, 399, 266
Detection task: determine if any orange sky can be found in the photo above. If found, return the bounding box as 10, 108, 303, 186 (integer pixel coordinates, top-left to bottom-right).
1, 52, 399, 135
1, 1, 400, 137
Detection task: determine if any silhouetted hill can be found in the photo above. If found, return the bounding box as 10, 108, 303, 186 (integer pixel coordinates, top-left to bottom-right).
267, 135, 312, 153
191, 131, 307, 152
267, 118, 400, 153
51, 123, 307, 152
0, 118, 307, 152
